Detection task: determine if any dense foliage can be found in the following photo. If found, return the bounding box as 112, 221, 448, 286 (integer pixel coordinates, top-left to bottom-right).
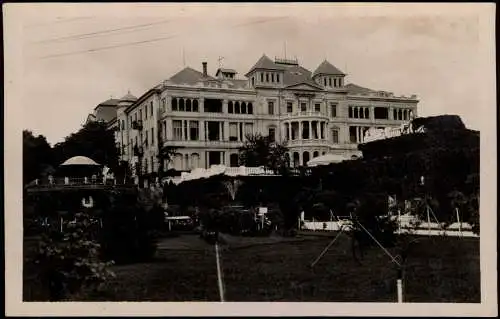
23, 130, 54, 184
238, 133, 289, 173
34, 210, 115, 301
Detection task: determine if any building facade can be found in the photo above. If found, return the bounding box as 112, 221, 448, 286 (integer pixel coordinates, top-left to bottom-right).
107, 54, 418, 176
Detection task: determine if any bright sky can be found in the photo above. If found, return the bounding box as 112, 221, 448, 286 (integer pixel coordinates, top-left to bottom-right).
8, 3, 496, 145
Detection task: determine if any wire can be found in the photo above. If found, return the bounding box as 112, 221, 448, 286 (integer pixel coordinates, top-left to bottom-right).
38, 34, 178, 59
35, 16, 288, 60
31, 18, 174, 45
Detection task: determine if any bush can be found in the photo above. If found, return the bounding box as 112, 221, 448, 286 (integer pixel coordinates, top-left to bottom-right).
34, 211, 115, 301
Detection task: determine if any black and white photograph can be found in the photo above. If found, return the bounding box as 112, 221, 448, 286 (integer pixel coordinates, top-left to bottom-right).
4, 2, 497, 317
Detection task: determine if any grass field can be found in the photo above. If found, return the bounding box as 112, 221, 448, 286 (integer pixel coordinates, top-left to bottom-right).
23, 233, 480, 302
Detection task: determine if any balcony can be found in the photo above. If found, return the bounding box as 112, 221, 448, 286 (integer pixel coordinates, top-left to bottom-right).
286, 139, 330, 147
282, 111, 329, 121
163, 139, 244, 149
132, 120, 143, 130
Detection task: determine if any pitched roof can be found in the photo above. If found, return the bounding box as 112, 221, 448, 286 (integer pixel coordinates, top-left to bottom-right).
313, 60, 345, 77
246, 54, 284, 75
98, 98, 121, 106
216, 68, 237, 76
345, 83, 375, 94
282, 64, 322, 89
93, 105, 117, 123
169, 67, 215, 84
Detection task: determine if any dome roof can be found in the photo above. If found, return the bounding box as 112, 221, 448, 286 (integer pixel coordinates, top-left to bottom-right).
120, 91, 137, 102
60, 156, 100, 166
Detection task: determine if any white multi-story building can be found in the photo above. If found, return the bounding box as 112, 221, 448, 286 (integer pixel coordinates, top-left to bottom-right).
102, 54, 418, 177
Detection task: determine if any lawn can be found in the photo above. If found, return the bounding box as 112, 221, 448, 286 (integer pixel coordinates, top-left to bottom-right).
23, 233, 480, 302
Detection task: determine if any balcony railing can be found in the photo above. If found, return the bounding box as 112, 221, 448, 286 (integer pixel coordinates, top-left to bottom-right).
25, 176, 137, 192
282, 111, 329, 119
286, 139, 330, 146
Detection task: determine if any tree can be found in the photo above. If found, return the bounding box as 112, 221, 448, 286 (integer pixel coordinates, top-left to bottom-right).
52, 122, 119, 171
23, 130, 54, 184
238, 133, 289, 173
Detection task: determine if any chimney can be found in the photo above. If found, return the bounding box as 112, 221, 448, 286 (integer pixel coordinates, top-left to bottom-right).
202, 62, 207, 77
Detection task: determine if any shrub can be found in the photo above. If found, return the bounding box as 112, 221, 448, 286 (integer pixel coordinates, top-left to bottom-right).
34, 211, 115, 301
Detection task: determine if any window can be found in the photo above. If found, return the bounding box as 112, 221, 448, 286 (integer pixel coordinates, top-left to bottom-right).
268, 101, 274, 115
271, 73, 275, 82
173, 120, 182, 140
300, 102, 307, 112
266, 73, 269, 82
229, 123, 238, 141
193, 99, 199, 112
150, 101, 153, 116
349, 126, 357, 143
186, 99, 191, 112
268, 127, 276, 142
134, 113, 137, 122
329, 78, 332, 87
172, 98, 178, 111
151, 127, 154, 145
324, 78, 327, 86
183, 120, 188, 140
179, 99, 185, 112
247, 102, 253, 114
241, 102, 247, 114
364, 108, 369, 119
140, 109, 143, 121
251, 77, 255, 86
287, 102, 293, 113
121, 120, 125, 130
228, 101, 234, 113
331, 103, 337, 117
276, 74, 280, 83
244, 123, 253, 139
189, 121, 199, 141
235, 102, 240, 114
260, 73, 264, 82
331, 128, 339, 144
315, 103, 321, 113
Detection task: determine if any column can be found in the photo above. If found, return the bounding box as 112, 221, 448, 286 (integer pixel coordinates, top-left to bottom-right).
308, 121, 311, 139
199, 120, 205, 141
224, 121, 229, 142
186, 121, 191, 140
223, 99, 228, 113
205, 122, 208, 141
388, 107, 394, 120
299, 121, 303, 140
199, 98, 205, 113
220, 152, 224, 165
219, 122, 223, 141
166, 119, 173, 140
288, 122, 292, 140
370, 107, 375, 120
316, 121, 320, 139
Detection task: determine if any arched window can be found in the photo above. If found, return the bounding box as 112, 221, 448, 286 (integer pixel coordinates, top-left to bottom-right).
179, 99, 185, 112
172, 98, 178, 111
247, 102, 253, 114
191, 153, 200, 169
193, 99, 199, 112
228, 101, 234, 113
313, 151, 319, 158
241, 102, 247, 114
186, 99, 192, 112
303, 152, 310, 166
230, 154, 239, 167
235, 101, 240, 114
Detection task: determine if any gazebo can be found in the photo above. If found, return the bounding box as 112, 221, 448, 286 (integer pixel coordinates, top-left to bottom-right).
57, 156, 102, 178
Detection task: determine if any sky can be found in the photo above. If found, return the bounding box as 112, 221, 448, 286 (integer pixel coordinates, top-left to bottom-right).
8, 3, 496, 145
